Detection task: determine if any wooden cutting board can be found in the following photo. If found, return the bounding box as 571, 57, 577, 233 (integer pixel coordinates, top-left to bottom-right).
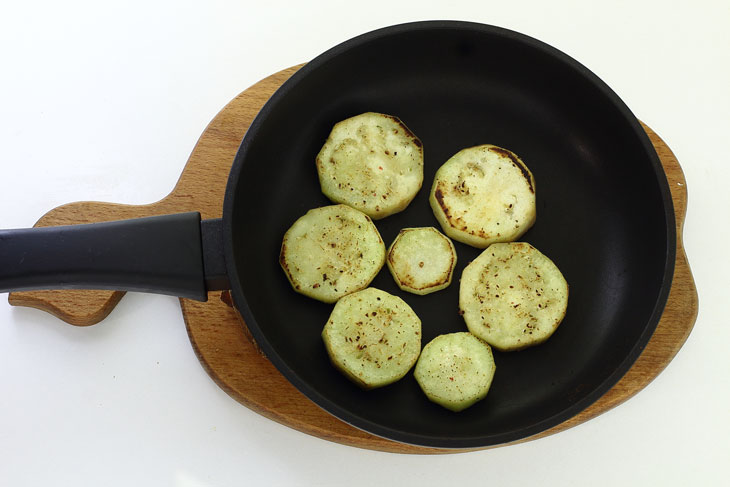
8, 65, 698, 453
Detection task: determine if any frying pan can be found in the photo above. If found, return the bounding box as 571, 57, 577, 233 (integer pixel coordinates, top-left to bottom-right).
0, 21, 675, 448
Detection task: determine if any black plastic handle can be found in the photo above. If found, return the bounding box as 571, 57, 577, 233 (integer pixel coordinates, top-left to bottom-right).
0, 212, 229, 301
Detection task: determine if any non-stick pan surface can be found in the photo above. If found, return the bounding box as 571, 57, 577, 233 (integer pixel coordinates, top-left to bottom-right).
224, 21, 675, 448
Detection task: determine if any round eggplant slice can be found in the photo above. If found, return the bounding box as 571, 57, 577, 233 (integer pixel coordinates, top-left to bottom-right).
429, 144, 536, 248
317, 112, 424, 219
386, 227, 457, 295
322, 288, 422, 389
414, 332, 496, 412
459, 242, 568, 351
280, 205, 385, 303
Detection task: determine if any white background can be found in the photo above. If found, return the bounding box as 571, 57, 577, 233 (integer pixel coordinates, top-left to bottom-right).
1, 1, 728, 486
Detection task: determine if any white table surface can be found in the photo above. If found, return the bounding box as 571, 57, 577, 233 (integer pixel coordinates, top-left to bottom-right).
1, 1, 728, 486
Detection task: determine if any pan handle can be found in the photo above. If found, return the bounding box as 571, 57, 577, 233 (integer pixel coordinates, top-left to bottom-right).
0, 212, 229, 301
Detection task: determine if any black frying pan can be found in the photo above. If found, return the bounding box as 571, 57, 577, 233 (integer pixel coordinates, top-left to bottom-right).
0, 21, 675, 448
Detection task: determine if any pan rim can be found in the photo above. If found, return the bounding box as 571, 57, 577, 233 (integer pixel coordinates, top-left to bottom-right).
223, 20, 676, 449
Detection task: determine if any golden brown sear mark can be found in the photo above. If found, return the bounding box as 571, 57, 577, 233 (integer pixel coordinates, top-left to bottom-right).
488, 146, 534, 194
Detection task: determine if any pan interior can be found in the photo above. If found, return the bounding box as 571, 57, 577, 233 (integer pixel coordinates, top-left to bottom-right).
226, 23, 673, 447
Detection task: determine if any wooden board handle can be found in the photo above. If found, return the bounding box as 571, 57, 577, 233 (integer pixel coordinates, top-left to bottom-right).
8, 66, 302, 324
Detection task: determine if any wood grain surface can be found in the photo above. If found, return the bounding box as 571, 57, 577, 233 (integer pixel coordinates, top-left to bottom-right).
8, 66, 698, 453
